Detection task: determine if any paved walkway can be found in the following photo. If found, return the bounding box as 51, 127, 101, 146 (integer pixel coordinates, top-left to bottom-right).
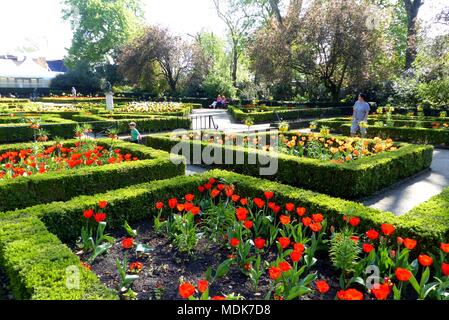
363, 149, 449, 215
190, 109, 271, 132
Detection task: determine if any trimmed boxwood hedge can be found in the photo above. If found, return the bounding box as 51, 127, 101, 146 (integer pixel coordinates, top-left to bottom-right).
0, 212, 117, 300
315, 118, 449, 146
0, 116, 191, 143
144, 132, 434, 199
1, 169, 447, 299
0, 139, 185, 211
229, 105, 354, 124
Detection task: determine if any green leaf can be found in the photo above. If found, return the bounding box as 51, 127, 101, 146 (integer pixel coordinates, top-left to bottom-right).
393, 284, 401, 300
123, 221, 138, 238
135, 243, 154, 255
87, 242, 112, 264
420, 267, 430, 289
409, 274, 421, 295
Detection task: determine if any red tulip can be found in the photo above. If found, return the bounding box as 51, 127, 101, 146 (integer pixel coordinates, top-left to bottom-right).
211, 189, 221, 198
442, 263, 449, 277
254, 238, 266, 250
302, 217, 312, 227
83, 209, 94, 219
179, 282, 195, 299
236, 207, 248, 221
285, 203, 295, 212
278, 237, 291, 249
366, 229, 379, 240
337, 288, 364, 300
381, 224, 395, 236
349, 217, 360, 227
440, 243, 449, 253
243, 220, 253, 229
253, 198, 265, 209
230, 238, 240, 247
264, 191, 274, 200
197, 280, 209, 293
279, 261, 292, 272
418, 254, 433, 267
168, 198, 178, 209
296, 207, 307, 216
315, 280, 330, 294
403, 238, 417, 250
269, 266, 282, 280
293, 243, 305, 254
371, 283, 391, 300
310, 222, 322, 233
98, 200, 108, 209
94, 212, 106, 223
279, 215, 291, 225
122, 238, 134, 249
155, 202, 164, 210
395, 268, 412, 282
363, 243, 375, 253
290, 250, 302, 263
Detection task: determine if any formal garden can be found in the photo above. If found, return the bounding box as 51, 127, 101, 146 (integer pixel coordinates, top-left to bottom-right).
0, 0, 448, 306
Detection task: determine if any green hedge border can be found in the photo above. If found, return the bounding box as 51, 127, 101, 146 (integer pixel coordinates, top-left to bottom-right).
144, 132, 434, 199
0, 169, 447, 300
229, 105, 354, 124
315, 118, 449, 146
0, 139, 185, 212
0, 116, 192, 143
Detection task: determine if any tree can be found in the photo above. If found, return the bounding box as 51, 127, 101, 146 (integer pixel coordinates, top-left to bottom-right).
249, 0, 303, 99
288, 0, 383, 102
117, 26, 194, 96
213, 0, 259, 87
50, 60, 101, 94
183, 32, 235, 98
62, 0, 143, 68
403, 0, 424, 70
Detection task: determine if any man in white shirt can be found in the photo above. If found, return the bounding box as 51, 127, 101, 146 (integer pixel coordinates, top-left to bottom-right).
351, 93, 370, 137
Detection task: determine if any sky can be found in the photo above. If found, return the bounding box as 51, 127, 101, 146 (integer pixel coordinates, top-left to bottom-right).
0, 0, 447, 59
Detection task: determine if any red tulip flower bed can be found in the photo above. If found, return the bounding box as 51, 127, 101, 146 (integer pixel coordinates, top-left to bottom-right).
0, 142, 139, 180
79, 178, 449, 300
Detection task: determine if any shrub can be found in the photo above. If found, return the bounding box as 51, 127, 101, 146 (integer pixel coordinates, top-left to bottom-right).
0, 117, 191, 143
1, 170, 448, 300
144, 132, 434, 199
0, 139, 185, 211
228, 105, 354, 124
315, 118, 449, 146
0, 212, 117, 300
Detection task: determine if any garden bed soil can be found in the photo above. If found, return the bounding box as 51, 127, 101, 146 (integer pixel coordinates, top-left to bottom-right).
78, 220, 342, 300
0, 268, 12, 300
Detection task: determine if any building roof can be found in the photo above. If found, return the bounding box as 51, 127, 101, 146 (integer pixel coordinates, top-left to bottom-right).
0, 56, 61, 79
47, 60, 68, 73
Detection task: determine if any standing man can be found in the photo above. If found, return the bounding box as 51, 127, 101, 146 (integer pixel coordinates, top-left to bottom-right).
71, 87, 77, 98
351, 93, 370, 137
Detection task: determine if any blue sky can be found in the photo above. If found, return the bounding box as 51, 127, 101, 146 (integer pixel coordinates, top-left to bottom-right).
0, 0, 447, 59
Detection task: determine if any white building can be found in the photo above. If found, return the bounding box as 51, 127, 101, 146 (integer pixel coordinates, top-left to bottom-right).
0, 55, 65, 89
